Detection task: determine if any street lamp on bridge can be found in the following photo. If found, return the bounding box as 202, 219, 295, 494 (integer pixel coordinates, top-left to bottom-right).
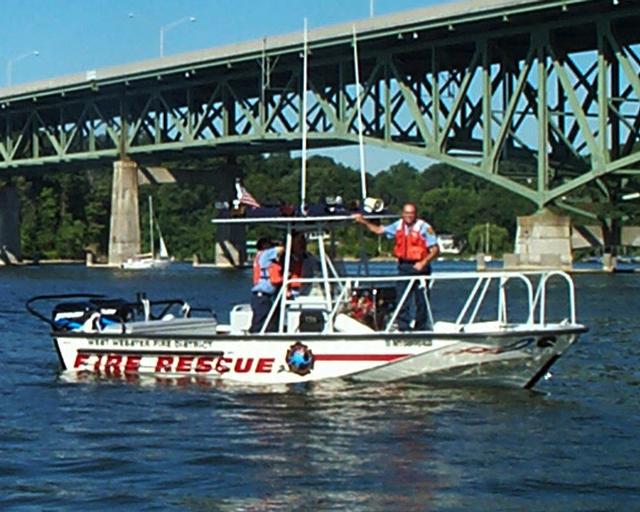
160, 16, 196, 57
6, 50, 39, 87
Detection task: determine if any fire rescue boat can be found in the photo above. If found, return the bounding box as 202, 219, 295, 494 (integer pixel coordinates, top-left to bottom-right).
27, 214, 587, 389
27, 25, 586, 389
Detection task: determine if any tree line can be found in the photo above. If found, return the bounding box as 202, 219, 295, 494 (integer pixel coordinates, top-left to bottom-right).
9, 153, 537, 261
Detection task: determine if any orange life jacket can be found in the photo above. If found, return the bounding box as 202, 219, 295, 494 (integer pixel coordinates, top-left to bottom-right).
393, 220, 429, 261
252, 250, 284, 286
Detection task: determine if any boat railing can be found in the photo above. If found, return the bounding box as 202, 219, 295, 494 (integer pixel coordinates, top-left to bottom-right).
532, 271, 577, 325
260, 270, 578, 334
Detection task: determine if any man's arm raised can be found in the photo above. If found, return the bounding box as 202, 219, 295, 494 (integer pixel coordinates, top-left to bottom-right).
353, 213, 385, 236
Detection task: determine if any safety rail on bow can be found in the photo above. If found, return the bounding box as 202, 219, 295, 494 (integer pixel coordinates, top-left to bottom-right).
259, 270, 578, 334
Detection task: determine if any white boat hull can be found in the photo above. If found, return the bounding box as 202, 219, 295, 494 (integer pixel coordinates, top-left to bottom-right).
30, 267, 587, 389
54, 325, 582, 388
121, 258, 171, 270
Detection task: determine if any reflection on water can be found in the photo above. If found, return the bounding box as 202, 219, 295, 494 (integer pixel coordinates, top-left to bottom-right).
0, 264, 639, 510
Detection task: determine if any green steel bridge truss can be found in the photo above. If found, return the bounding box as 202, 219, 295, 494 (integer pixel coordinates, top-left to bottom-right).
1, 0, 640, 212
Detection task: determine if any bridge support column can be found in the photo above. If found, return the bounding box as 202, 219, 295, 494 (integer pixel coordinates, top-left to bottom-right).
0, 185, 21, 264
505, 209, 573, 270
108, 159, 141, 266
215, 164, 246, 267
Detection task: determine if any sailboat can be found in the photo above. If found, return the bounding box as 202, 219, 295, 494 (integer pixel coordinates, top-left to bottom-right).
121, 196, 172, 270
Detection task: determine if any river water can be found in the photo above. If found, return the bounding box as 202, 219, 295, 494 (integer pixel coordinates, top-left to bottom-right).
0, 263, 638, 511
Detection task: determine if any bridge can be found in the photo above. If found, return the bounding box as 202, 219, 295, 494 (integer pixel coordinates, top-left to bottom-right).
0, 0, 639, 265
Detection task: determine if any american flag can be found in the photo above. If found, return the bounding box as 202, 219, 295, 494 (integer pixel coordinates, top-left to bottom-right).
236, 183, 261, 208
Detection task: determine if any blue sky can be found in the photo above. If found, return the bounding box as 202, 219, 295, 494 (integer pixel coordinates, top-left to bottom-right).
0, 0, 453, 171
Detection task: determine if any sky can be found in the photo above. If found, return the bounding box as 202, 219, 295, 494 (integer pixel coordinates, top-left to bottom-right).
0, 0, 455, 172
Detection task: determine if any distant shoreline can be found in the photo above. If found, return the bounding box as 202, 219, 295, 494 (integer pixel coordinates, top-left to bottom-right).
5, 255, 473, 266
1, 258, 85, 266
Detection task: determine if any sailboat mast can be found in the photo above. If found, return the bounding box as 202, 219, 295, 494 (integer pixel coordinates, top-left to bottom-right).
485, 222, 490, 255
352, 25, 368, 202
300, 18, 309, 213
149, 196, 155, 258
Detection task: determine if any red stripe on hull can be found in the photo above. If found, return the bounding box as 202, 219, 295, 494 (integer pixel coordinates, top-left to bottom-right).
315, 354, 410, 362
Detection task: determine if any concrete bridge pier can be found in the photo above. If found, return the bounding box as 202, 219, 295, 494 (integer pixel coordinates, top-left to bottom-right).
0, 185, 21, 264
215, 163, 246, 267
108, 159, 141, 266
505, 209, 573, 270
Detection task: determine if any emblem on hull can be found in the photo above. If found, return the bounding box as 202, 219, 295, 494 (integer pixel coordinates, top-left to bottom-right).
286, 342, 315, 376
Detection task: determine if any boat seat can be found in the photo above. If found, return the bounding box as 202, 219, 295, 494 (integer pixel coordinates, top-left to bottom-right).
230, 304, 252, 334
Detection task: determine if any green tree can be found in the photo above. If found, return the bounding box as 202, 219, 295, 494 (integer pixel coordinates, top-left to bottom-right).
468, 223, 511, 255
13, 153, 545, 261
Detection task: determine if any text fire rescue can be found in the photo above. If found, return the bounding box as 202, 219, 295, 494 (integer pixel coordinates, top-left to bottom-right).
73, 353, 275, 375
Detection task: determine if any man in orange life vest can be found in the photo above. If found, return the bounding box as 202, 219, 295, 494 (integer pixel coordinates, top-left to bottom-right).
250, 238, 285, 333
354, 202, 439, 331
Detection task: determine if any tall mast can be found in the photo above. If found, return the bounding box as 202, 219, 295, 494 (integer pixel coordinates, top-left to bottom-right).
300, 18, 309, 214
353, 25, 368, 202
149, 196, 155, 258
485, 222, 490, 254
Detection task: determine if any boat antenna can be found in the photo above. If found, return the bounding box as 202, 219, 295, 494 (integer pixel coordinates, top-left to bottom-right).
300, 18, 309, 214
352, 25, 368, 202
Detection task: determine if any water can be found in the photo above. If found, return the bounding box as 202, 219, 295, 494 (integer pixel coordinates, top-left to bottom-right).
1, 264, 639, 510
